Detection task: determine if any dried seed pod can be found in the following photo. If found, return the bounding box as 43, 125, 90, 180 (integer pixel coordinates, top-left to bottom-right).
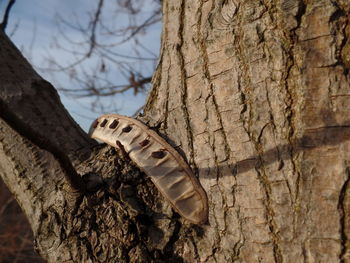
89, 114, 208, 224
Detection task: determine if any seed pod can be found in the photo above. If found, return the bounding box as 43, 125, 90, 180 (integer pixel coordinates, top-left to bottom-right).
89, 114, 208, 224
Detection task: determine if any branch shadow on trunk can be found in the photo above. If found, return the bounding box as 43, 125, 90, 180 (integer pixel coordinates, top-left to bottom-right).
229, 107, 350, 176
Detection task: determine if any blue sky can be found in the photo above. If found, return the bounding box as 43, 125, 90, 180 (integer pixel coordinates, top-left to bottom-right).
0, 0, 161, 131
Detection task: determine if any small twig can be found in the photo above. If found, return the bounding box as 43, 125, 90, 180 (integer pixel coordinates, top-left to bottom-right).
1, 0, 16, 32
132, 105, 145, 117
87, 0, 104, 57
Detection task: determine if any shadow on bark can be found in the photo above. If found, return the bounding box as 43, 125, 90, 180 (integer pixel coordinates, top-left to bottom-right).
231, 108, 350, 175
158, 121, 350, 178
233, 126, 349, 173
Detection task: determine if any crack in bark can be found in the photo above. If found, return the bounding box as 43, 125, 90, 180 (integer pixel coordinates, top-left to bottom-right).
256, 166, 283, 263
235, 2, 292, 261
195, 0, 215, 173
177, 0, 198, 175
163, 9, 171, 134
284, 0, 306, 243
196, 5, 236, 250
189, 234, 200, 262
157, 0, 169, 133
195, 3, 243, 261
339, 167, 350, 262
198, 3, 232, 166
163, 221, 182, 262
331, 1, 350, 74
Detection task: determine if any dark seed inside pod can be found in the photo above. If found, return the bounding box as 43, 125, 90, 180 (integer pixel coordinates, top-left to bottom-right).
122, 126, 132, 132
151, 150, 166, 159
116, 140, 123, 147
92, 120, 99, 128
139, 139, 150, 147
100, 119, 108, 127
109, 120, 119, 129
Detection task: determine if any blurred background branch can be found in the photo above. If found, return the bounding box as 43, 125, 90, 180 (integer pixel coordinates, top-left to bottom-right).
0, 0, 15, 31
39, 0, 161, 115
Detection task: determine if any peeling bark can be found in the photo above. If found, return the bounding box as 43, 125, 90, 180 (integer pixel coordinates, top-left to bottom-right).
1, 0, 350, 262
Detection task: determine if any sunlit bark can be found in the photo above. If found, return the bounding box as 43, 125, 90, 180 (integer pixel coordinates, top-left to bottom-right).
1, 0, 350, 262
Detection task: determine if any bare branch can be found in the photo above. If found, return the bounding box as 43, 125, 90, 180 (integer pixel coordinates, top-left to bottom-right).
87, 0, 104, 57
1, 0, 16, 32
117, 10, 161, 45
39, 0, 161, 114
58, 75, 152, 97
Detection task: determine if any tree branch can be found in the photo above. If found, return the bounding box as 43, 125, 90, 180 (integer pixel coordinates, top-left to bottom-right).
87, 0, 104, 57
1, 0, 16, 32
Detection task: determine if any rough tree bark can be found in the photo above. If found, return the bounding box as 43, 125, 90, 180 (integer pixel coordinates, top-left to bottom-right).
1, 0, 350, 262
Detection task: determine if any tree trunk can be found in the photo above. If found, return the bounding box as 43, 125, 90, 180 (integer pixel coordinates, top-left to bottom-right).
1, 0, 350, 262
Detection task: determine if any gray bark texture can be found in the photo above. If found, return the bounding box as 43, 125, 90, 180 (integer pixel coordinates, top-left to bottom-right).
1, 0, 350, 262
